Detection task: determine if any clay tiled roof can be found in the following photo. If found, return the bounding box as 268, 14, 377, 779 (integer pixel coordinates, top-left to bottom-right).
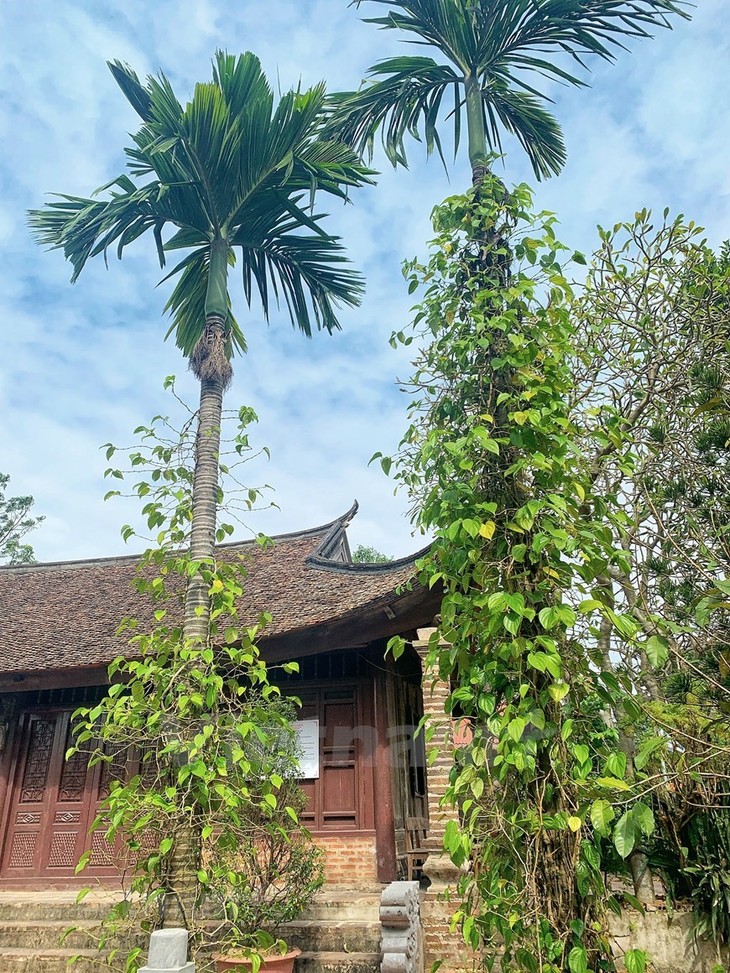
0, 503, 432, 678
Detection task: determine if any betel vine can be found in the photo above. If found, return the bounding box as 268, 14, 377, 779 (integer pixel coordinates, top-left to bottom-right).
381, 178, 657, 973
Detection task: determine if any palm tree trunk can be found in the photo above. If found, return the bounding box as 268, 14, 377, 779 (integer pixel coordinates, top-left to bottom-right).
183, 360, 225, 642
164, 239, 232, 929
163, 318, 226, 931
162, 815, 203, 930
183, 237, 232, 643
464, 73, 488, 187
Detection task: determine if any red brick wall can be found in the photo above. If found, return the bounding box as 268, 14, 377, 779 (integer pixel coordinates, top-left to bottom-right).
313, 834, 378, 885
414, 629, 477, 973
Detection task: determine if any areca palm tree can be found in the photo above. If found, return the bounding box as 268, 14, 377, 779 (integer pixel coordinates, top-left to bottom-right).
332, 0, 689, 185
29, 51, 372, 644
332, 2, 691, 953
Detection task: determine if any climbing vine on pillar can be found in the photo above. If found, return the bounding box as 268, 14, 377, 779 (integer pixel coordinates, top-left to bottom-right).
382, 179, 656, 972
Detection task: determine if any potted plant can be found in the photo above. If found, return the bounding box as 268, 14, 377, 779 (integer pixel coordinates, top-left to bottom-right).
210, 781, 324, 973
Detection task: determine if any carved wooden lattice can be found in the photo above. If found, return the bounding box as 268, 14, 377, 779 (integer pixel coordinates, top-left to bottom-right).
16, 812, 41, 825
8, 833, 36, 869
58, 721, 89, 802
54, 810, 81, 824
48, 833, 77, 868
20, 719, 55, 803
90, 831, 115, 866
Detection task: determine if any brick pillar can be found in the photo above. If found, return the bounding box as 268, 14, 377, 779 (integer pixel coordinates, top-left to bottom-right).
413, 628, 478, 973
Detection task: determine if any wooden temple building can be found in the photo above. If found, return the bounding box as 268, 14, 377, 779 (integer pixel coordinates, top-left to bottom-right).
0, 503, 445, 891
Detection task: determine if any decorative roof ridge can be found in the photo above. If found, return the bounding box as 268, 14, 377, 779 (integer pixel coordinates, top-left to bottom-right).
306, 543, 432, 575
306, 499, 432, 573
0, 506, 361, 576
309, 499, 359, 562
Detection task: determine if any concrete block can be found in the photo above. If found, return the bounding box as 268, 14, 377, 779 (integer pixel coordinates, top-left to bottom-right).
139, 928, 195, 972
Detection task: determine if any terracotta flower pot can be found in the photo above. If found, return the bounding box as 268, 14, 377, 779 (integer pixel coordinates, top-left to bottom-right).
213, 947, 301, 973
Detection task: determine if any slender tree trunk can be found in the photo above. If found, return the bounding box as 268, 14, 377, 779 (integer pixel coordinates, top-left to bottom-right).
183, 365, 225, 641
629, 849, 656, 905
183, 237, 231, 642
464, 73, 488, 187
163, 331, 226, 930
162, 815, 202, 930
164, 237, 232, 930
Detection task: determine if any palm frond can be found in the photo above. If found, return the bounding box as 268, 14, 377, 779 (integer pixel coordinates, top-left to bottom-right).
346, 0, 691, 177
495, 0, 690, 62
31, 51, 371, 361
108, 60, 153, 121
355, 0, 481, 71
478, 0, 690, 80
355, 0, 690, 64
328, 57, 458, 167
28, 180, 164, 281
484, 86, 566, 181
212, 50, 272, 119
237, 231, 364, 337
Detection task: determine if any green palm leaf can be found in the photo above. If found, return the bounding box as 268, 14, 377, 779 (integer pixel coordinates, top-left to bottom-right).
484, 86, 566, 181
238, 231, 363, 337
342, 0, 690, 179
29, 50, 374, 358
330, 57, 458, 167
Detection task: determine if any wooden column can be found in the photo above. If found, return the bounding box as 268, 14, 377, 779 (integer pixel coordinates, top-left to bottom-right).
413, 628, 477, 973
0, 694, 21, 878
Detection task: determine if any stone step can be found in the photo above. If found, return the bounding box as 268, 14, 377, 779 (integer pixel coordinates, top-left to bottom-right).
0, 919, 147, 953
0, 919, 100, 950
296, 951, 381, 973
0, 891, 385, 973
282, 920, 381, 954
0, 890, 122, 922
0, 889, 383, 923
0, 938, 383, 973
0, 947, 102, 972
0, 913, 382, 938
301, 892, 381, 923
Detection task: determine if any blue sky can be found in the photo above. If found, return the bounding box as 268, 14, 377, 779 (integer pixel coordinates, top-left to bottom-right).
1, 0, 728, 563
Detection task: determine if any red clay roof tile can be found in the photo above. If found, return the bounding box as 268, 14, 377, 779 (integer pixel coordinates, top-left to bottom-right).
0, 505, 429, 677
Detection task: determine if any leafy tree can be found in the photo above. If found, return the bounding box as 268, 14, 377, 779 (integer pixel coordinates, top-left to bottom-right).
70, 404, 317, 967
570, 216, 730, 914
570, 215, 730, 702
383, 181, 628, 970
29, 51, 372, 648
352, 543, 391, 563
333, 0, 689, 185
0, 472, 43, 565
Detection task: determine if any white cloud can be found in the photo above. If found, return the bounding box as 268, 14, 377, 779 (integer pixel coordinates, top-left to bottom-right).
1, 0, 728, 564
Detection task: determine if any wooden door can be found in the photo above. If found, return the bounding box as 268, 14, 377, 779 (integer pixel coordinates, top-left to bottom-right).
297, 687, 371, 833
0, 709, 116, 882
321, 694, 358, 830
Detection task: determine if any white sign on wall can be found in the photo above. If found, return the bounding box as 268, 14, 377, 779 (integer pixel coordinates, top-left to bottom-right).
293, 719, 320, 779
